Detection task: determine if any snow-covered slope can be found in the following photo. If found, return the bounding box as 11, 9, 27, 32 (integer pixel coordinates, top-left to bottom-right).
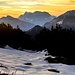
0, 16, 35, 31
0, 47, 75, 75
18, 11, 55, 26
44, 10, 75, 30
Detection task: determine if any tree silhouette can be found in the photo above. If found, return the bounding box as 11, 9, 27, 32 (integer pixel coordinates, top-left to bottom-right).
0, 23, 75, 64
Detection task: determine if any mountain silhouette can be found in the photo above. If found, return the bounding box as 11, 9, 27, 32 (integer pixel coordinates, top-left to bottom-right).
44, 10, 75, 30
26, 25, 43, 37
18, 11, 55, 26
0, 15, 35, 31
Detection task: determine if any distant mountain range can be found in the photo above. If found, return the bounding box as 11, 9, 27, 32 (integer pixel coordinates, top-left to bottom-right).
18, 11, 55, 26
1, 10, 75, 31
44, 10, 75, 30
0, 15, 35, 31
0, 11, 55, 31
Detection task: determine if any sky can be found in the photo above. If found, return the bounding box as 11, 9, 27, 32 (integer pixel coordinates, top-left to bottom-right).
0, 0, 75, 18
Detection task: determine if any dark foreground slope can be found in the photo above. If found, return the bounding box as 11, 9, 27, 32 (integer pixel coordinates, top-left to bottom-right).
0, 23, 75, 65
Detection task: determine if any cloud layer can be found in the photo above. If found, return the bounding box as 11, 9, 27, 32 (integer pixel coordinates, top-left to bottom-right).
0, 0, 75, 18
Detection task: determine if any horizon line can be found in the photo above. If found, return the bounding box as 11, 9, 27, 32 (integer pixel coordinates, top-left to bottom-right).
0, 9, 75, 18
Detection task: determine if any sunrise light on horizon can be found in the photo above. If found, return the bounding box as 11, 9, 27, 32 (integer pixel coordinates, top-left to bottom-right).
0, 0, 75, 18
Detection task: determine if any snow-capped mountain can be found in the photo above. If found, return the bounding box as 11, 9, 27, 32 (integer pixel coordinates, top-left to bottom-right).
26, 25, 43, 37
0, 15, 35, 31
44, 10, 75, 30
18, 11, 55, 26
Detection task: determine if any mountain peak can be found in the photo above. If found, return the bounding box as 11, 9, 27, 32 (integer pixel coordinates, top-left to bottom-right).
24, 11, 32, 15
66, 10, 75, 13
0, 15, 35, 31
7, 15, 11, 17
63, 10, 75, 16
34, 25, 42, 28
27, 25, 43, 37
0, 15, 13, 19
44, 10, 75, 30
18, 11, 55, 26
29, 25, 42, 31
6, 15, 14, 19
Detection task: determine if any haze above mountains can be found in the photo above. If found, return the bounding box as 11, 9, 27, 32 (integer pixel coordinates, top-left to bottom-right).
0, 10, 75, 31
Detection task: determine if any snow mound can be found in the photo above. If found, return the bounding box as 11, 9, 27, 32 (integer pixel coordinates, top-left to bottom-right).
4, 45, 14, 50
0, 48, 75, 75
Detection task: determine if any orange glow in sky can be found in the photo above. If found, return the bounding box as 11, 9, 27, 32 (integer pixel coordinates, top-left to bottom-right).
0, 0, 75, 18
